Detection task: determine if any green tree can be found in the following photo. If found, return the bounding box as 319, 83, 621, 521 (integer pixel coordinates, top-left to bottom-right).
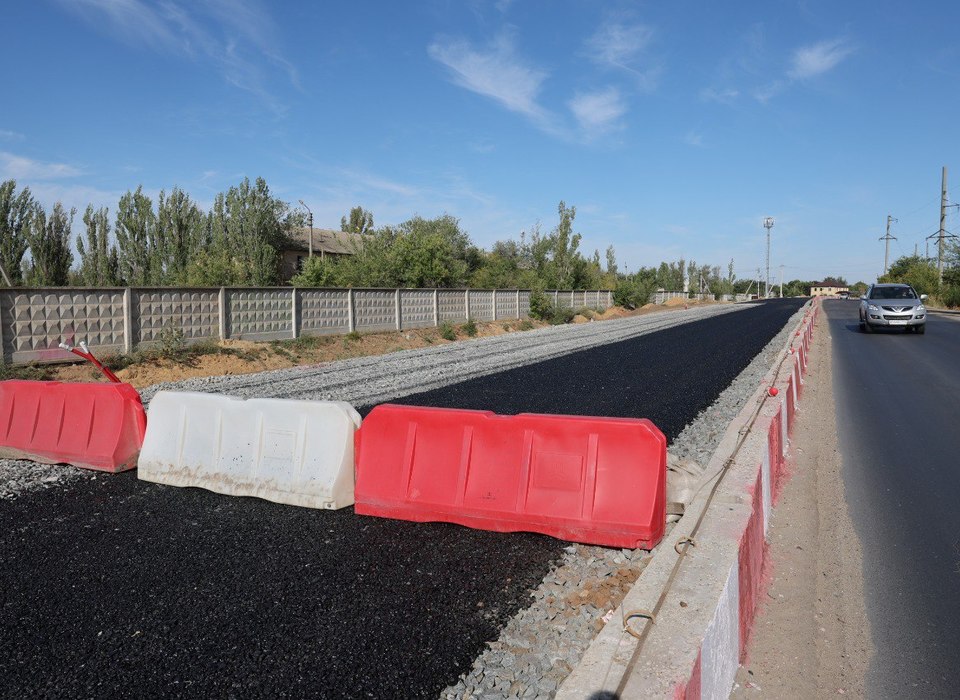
77, 205, 120, 286
550, 201, 582, 288
157, 187, 206, 283
341, 206, 374, 234
115, 186, 158, 285
24, 202, 75, 286
879, 255, 939, 296
0, 180, 34, 286
185, 177, 295, 286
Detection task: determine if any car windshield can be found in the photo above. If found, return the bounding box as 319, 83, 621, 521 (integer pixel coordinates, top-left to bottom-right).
870, 286, 917, 300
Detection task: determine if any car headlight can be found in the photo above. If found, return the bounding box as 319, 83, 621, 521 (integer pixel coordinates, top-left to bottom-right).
915, 304, 925, 313
867, 304, 879, 311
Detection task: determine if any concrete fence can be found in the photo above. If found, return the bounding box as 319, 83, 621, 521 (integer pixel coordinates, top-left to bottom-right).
0, 287, 613, 365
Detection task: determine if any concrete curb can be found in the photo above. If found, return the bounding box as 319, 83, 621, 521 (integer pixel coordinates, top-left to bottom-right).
558, 299, 820, 699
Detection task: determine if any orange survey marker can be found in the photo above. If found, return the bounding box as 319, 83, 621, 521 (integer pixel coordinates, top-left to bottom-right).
354, 404, 667, 549
0, 342, 146, 472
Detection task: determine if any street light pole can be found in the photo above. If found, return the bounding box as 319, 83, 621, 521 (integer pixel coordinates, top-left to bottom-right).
763, 217, 775, 298
298, 200, 314, 258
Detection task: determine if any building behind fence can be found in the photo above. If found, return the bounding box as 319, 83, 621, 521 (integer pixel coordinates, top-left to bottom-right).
0, 287, 614, 365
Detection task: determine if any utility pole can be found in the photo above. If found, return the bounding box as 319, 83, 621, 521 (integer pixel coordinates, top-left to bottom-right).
763, 217, 774, 298
779, 264, 784, 298
756, 267, 762, 300
938, 166, 947, 284
880, 215, 897, 276
298, 200, 314, 258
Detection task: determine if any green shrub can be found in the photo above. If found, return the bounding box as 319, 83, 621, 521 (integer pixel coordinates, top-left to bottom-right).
439, 321, 456, 341
345, 331, 361, 342
528, 289, 552, 320
157, 321, 186, 359
0, 363, 55, 381
550, 307, 576, 325
518, 319, 534, 331
462, 318, 478, 337
941, 284, 960, 309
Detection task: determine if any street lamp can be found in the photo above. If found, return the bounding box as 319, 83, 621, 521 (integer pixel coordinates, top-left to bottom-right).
763, 217, 775, 298
298, 199, 314, 258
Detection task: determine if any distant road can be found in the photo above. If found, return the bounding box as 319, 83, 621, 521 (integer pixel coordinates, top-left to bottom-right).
827, 300, 960, 698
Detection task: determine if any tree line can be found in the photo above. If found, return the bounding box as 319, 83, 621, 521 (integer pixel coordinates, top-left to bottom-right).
7, 176, 906, 305
0, 178, 300, 287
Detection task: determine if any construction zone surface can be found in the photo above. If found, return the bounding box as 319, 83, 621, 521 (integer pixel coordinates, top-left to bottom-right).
0, 300, 807, 698
355, 404, 666, 548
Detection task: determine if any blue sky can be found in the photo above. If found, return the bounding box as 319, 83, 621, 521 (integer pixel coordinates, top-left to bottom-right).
2, 0, 960, 285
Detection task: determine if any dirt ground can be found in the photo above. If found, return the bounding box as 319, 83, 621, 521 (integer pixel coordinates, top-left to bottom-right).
732, 316, 872, 697
43, 300, 715, 390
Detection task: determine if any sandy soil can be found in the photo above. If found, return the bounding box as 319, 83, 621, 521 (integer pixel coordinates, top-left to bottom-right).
42, 300, 720, 390
732, 316, 872, 698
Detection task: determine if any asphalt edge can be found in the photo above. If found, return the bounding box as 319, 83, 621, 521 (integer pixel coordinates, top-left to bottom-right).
557, 298, 820, 699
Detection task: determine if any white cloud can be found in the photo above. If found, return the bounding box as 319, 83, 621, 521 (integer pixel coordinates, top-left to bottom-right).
428, 32, 555, 128
699, 87, 740, 103
0, 129, 25, 142
0, 152, 82, 180
584, 20, 660, 91
57, 0, 297, 115
586, 21, 654, 68
684, 130, 704, 147
753, 80, 785, 103
568, 88, 627, 135
788, 38, 853, 80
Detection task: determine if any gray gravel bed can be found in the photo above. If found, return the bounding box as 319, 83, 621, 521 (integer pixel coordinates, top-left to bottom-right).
440, 302, 808, 700
0, 305, 744, 501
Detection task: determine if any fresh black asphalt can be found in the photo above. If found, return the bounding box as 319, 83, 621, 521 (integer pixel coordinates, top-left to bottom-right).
827, 300, 960, 698
0, 299, 804, 699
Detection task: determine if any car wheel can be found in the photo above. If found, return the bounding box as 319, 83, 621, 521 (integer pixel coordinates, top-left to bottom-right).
862, 320, 872, 333
916, 324, 926, 335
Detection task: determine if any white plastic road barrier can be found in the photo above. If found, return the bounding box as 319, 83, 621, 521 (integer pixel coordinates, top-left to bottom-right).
138, 391, 362, 509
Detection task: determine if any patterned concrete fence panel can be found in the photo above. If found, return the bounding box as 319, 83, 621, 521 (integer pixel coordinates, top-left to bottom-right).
0, 286, 612, 364
354, 289, 396, 331
518, 291, 531, 317
496, 290, 520, 320
227, 288, 293, 341
469, 290, 494, 322
438, 289, 468, 322
399, 290, 434, 329
298, 289, 351, 335
133, 289, 220, 347
0, 288, 126, 364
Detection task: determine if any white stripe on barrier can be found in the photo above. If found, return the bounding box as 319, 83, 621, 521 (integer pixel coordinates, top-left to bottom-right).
138, 391, 361, 509
780, 398, 788, 455
761, 448, 772, 537
700, 562, 740, 700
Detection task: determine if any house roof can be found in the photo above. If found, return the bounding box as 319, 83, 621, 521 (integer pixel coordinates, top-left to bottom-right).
285, 228, 365, 255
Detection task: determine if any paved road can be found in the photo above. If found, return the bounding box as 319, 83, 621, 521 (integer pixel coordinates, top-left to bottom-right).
827, 300, 960, 698
0, 300, 804, 699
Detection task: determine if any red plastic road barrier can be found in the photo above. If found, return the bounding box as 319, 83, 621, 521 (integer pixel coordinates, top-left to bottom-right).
0, 380, 146, 472
354, 404, 667, 549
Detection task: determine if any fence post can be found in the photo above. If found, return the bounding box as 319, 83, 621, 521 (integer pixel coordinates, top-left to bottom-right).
515, 289, 520, 319
492, 289, 497, 321
347, 288, 355, 333
553, 290, 559, 306
433, 289, 439, 326
395, 289, 401, 331
122, 288, 133, 353
465, 288, 471, 320
218, 287, 227, 340
291, 287, 299, 339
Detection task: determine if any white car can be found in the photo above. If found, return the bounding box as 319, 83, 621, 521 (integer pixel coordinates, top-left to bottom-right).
859, 283, 927, 334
